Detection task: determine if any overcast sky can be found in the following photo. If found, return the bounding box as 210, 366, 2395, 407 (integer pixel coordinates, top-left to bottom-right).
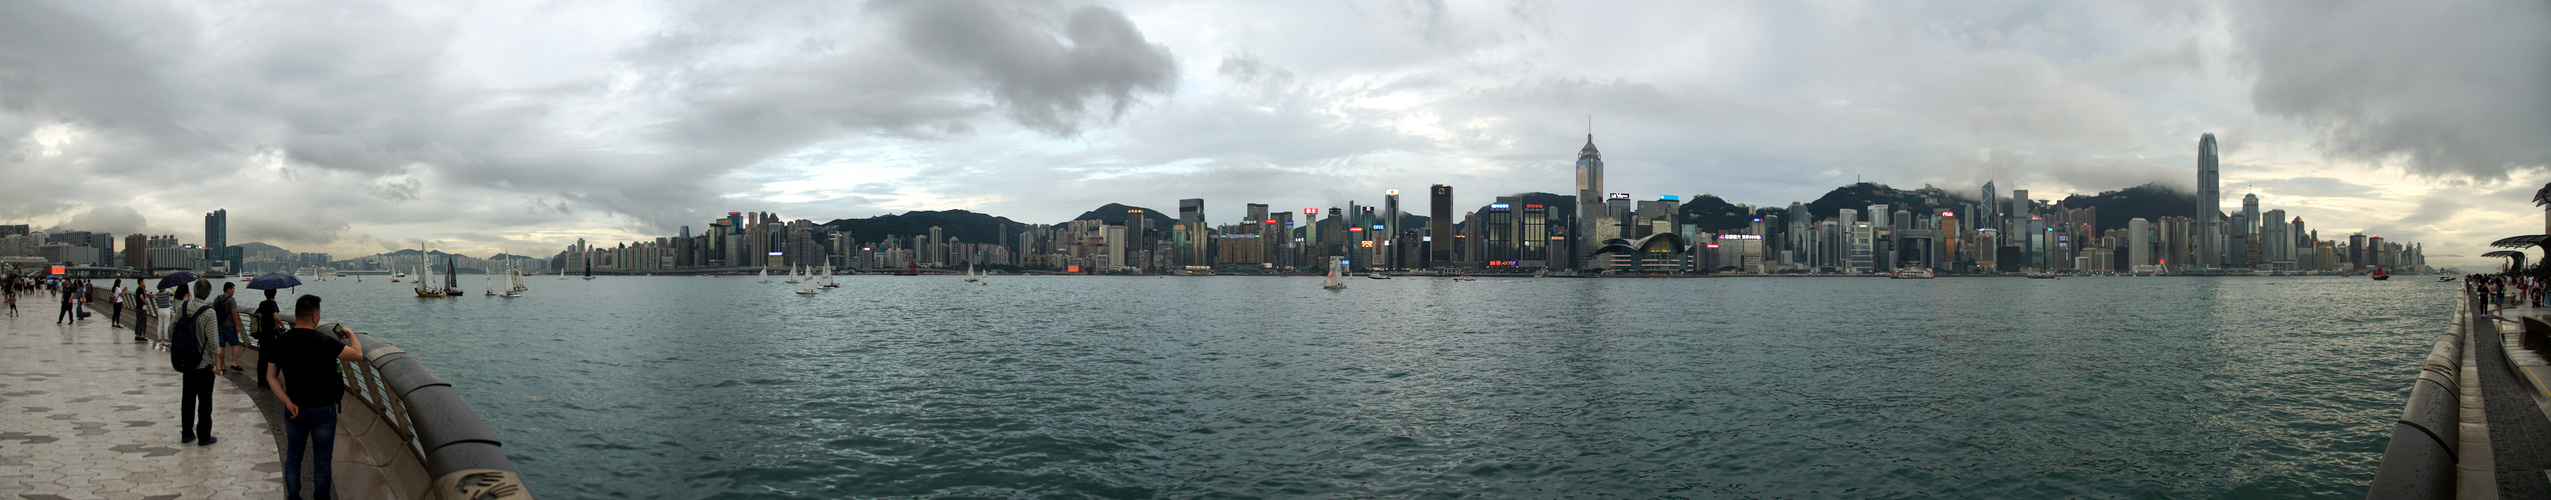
2, 0, 2544, 268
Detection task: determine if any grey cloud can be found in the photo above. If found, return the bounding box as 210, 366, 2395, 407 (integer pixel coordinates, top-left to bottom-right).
2236, 0, 2551, 181
883, 0, 1178, 135
62, 205, 151, 235
2250, 177, 2375, 199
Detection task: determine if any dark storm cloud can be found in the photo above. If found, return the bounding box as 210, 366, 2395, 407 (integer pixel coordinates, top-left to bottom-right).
881, 0, 1179, 135
2236, 0, 2551, 181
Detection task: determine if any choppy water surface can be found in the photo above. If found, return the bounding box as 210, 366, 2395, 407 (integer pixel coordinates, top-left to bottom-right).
288, 275, 2452, 498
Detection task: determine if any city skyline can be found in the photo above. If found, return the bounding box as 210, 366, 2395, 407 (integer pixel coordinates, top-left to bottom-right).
0, 1, 2541, 269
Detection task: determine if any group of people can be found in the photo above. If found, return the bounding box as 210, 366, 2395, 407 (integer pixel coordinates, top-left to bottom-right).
2466, 273, 2547, 314
9, 273, 361, 500
0, 275, 94, 324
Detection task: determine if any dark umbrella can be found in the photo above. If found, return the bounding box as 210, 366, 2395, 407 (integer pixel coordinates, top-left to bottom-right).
155, 272, 198, 290
246, 272, 302, 290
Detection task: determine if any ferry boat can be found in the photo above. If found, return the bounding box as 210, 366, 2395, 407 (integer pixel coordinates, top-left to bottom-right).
2025, 272, 2058, 279
1890, 267, 1935, 279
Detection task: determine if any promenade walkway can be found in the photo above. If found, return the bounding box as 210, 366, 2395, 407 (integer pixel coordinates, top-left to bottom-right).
2480, 300, 2551, 498
0, 298, 287, 498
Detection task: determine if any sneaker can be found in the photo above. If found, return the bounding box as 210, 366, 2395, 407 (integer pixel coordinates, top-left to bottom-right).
180, 434, 194, 444
197, 436, 218, 446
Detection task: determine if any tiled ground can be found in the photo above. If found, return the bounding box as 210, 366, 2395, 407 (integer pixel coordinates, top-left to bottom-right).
0, 300, 286, 499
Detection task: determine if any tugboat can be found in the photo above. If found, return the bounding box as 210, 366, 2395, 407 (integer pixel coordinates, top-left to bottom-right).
1891, 266, 1935, 279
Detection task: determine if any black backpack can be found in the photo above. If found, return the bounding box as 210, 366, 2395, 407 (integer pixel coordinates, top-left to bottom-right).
168, 304, 211, 371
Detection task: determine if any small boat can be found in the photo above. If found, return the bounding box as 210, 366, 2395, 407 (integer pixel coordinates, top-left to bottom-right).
1322, 257, 1348, 291
758, 266, 770, 283
2025, 272, 2057, 279
2372, 269, 2391, 281
1452, 276, 1475, 282
2439, 276, 2457, 282
484, 278, 497, 296
1891, 267, 1935, 279
786, 265, 804, 284
1367, 272, 1390, 280
795, 272, 820, 294
819, 265, 839, 288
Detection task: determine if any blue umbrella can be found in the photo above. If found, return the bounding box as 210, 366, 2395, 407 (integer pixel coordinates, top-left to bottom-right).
246, 272, 302, 290
155, 272, 198, 291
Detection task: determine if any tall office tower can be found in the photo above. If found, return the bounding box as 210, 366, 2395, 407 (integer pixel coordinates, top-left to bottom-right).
2259, 209, 2289, 264
2197, 134, 2221, 268
1429, 185, 1453, 268
1836, 208, 1859, 268
1574, 135, 1605, 270
2128, 218, 2151, 271
1480, 199, 1514, 266
1519, 203, 1550, 267
927, 226, 945, 266
1787, 203, 1811, 265
2367, 235, 2387, 269
1383, 190, 1402, 269
2348, 233, 2367, 269
2240, 193, 2261, 241
1980, 181, 1999, 236
2291, 217, 2308, 249
203, 209, 233, 271
1178, 198, 1205, 266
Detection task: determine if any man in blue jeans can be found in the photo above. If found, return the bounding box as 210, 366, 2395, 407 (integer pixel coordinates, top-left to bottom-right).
263, 294, 363, 500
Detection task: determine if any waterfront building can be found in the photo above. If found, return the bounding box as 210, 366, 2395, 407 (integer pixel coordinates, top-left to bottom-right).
1383, 190, 1401, 269
1429, 185, 1453, 268
1575, 135, 1604, 270
2197, 134, 2221, 269
1178, 198, 1205, 267
1846, 222, 1875, 273
2128, 218, 2152, 272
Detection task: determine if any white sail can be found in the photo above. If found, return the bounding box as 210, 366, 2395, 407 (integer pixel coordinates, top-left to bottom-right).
786, 265, 803, 283
759, 266, 770, 283
1321, 257, 1346, 290
821, 265, 838, 287
796, 270, 820, 294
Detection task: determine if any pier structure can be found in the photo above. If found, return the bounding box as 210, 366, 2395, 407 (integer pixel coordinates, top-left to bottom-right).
0, 284, 530, 498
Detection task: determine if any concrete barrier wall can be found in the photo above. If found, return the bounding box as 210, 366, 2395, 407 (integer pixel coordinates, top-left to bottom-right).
2364, 292, 2471, 499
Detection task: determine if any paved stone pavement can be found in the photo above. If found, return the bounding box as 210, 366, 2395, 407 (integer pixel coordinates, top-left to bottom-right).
0, 300, 287, 499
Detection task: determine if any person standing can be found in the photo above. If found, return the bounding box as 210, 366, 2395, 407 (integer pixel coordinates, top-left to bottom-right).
55, 279, 75, 324
174, 281, 222, 446
250, 289, 284, 386
266, 294, 362, 500
214, 282, 245, 372
131, 285, 150, 342
4, 278, 16, 317
110, 279, 126, 329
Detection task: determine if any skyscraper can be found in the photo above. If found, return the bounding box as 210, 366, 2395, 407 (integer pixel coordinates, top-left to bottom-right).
1178, 198, 1205, 267
2240, 193, 2260, 240
1429, 185, 1453, 268
1383, 190, 1402, 269
1574, 135, 1604, 269
2128, 217, 2151, 271
2197, 134, 2220, 268
203, 209, 234, 272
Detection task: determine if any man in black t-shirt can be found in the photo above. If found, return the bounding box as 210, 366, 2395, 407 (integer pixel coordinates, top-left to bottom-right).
263, 294, 363, 500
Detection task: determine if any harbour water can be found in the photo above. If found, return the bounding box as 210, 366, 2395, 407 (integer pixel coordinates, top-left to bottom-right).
287, 275, 2452, 498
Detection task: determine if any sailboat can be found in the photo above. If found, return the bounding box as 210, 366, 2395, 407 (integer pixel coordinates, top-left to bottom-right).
795, 269, 821, 295
819, 265, 839, 289
508, 263, 529, 292
444, 256, 466, 297
963, 264, 980, 283
1321, 257, 1347, 291
758, 266, 770, 283
415, 262, 444, 298
484, 277, 497, 296
786, 265, 803, 284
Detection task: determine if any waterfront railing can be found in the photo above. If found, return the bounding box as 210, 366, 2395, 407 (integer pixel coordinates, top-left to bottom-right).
78, 285, 533, 499
2364, 291, 2473, 498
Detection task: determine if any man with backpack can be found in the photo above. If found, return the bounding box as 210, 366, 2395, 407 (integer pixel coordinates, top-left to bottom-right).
170, 280, 223, 446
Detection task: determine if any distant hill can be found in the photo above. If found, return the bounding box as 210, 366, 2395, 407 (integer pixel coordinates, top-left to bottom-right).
1678, 195, 1755, 232
236, 242, 289, 257
2056, 183, 2203, 231
1062, 203, 1179, 228
821, 210, 1028, 245
1803, 183, 1952, 220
